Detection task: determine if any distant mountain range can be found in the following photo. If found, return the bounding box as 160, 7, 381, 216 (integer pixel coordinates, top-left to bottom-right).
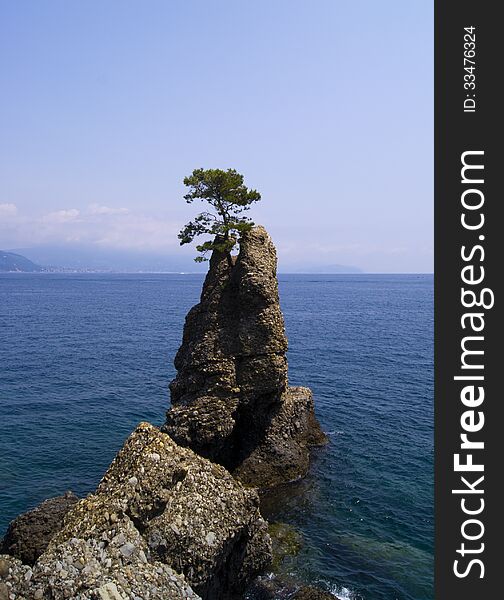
0, 251, 43, 272
2, 246, 363, 274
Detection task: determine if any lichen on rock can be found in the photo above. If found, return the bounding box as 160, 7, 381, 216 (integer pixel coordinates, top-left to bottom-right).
164, 225, 327, 487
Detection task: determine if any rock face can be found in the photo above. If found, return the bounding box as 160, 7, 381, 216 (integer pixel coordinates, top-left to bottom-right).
0, 492, 79, 565
164, 226, 326, 487
1, 423, 270, 600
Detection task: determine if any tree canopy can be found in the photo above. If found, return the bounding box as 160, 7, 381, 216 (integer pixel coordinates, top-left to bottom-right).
178, 168, 261, 262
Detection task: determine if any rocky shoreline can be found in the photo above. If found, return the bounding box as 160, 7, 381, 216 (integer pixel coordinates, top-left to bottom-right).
1, 226, 334, 599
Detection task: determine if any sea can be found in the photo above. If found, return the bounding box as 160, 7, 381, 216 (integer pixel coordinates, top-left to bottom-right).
0, 273, 433, 600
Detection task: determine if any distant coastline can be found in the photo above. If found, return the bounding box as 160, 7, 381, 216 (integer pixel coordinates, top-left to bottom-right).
2, 248, 368, 275
2, 249, 434, 276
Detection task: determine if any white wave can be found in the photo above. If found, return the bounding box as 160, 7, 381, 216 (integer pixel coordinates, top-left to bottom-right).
311, 579, 362, 600
329, 584, 361, 599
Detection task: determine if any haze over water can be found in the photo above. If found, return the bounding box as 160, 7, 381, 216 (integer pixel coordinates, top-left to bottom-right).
0, 273, 433, 600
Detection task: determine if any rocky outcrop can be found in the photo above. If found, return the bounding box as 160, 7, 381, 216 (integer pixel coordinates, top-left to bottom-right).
0, 492, 79, 565
1, 225, 330, 599
163, 226, 326, 487
1, 423, 270, 600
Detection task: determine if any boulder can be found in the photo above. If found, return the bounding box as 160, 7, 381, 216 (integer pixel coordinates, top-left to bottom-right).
94, 422, 272, 598
164, 226, 326, 486
0, 491, 78, 565
1, 423, 271, 600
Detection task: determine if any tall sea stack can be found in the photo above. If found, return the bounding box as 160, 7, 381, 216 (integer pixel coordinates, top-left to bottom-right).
0, 225, 332, 599
163, 225, 326, 487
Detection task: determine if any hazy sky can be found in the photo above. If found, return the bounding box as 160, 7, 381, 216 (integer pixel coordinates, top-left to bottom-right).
0, 1, 432, 272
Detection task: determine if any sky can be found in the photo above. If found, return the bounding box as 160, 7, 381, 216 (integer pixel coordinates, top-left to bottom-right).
0, 1, 433, 273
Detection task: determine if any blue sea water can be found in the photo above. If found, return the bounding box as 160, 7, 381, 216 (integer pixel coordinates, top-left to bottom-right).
0, 273, 433, 600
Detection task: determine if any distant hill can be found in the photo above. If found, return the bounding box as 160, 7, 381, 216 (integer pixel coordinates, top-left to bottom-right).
0, 251, 43, 272
11, 246, 207, 273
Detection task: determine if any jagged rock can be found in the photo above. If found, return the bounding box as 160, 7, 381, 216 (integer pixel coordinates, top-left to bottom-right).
1, 491, 79, 565
2, 423, 270, 600
164, 225, 326, 486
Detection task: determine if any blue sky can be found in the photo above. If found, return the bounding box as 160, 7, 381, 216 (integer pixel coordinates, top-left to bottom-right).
0, 1, 432, 272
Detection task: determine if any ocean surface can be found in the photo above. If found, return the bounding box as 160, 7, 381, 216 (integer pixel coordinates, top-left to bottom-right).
0, 273, 433, 600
